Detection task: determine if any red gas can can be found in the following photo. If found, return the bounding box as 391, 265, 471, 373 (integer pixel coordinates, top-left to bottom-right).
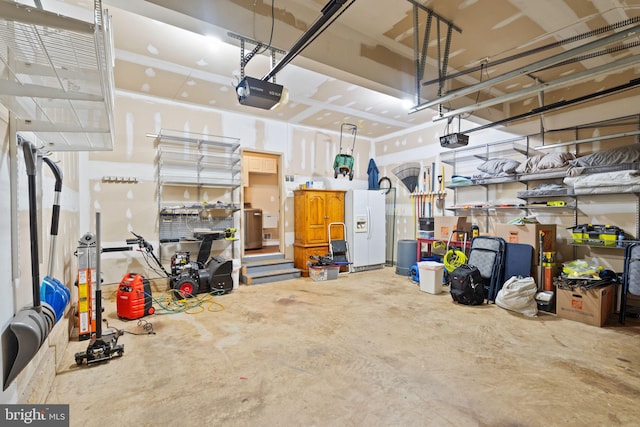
117, 273, 154, 320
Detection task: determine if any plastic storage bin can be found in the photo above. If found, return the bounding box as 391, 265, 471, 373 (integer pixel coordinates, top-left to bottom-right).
309, 265, 340, 281
570, 224, 622, 246
418, 261, 445, 294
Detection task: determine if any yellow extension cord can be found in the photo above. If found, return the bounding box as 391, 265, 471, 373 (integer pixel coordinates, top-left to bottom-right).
443, 249, 467, 272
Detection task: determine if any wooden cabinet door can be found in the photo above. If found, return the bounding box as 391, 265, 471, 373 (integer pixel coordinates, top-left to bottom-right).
261, 157, 277, 173
325, 191, 345, 240
294, 189, 345, 245
306, 191, 329, 244
247, 156, 263, 172
294, 244, 329, 276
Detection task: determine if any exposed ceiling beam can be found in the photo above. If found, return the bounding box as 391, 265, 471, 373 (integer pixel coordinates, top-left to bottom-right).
465, 78, 640, 133
532, 130, 640, 150
410, 22, 640, 113
433, 53, 640, 121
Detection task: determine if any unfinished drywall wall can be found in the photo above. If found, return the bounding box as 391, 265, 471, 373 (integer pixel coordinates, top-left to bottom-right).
84, 92, 375, 284
1, 106, 81, 402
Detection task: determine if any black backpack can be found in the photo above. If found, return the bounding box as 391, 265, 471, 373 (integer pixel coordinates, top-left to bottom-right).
450, 264, 485, 305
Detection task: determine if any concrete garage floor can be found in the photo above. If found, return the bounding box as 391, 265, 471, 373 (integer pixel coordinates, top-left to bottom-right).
47, 267, 640, 426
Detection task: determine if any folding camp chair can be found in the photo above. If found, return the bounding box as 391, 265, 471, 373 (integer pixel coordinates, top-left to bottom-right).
466, 236, 506, 303
502, 242, 534, 286
620, 242, 640, 324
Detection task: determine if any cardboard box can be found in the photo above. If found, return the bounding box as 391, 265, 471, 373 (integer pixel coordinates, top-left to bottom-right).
494, 223, 556, 260
434, 216, 471, 241
556, 284, 616, 327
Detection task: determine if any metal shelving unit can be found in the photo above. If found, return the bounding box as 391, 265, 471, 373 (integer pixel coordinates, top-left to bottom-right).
440, 138, 537, 167
152, 130, 241, 256
441, 136, 537, 231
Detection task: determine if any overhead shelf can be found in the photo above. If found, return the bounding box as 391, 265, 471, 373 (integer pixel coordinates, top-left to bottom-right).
532, 130, 640, 150
440, 139, 538, 165
0, 0, 115, 151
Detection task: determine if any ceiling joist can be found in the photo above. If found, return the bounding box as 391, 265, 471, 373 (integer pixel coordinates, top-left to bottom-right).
433, 53, 640, 122
410, 22, 640, 114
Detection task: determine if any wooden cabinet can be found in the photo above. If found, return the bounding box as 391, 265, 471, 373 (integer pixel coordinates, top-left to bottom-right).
243, 154, 277, 187
293, 245, 330, 276
247, 156, 277, 173
293, 189, 346, 276
246, 155, 277, 174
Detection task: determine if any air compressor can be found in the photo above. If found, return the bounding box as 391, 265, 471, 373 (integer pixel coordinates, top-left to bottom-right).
117, 273, 155, 320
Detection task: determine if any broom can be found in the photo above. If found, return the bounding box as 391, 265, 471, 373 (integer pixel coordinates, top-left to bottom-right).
392, 162, 421, 193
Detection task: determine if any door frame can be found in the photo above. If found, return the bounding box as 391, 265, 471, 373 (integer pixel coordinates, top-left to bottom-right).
240, 149, 283, 257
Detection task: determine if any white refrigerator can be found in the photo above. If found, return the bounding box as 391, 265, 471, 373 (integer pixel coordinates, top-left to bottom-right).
344, 189, 386, 272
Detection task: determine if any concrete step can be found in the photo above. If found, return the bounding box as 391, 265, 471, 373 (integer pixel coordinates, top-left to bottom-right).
242, 252, 285, 263
241, 268, 302, 285
240, 252, 301, 285
242, 257, 295, 275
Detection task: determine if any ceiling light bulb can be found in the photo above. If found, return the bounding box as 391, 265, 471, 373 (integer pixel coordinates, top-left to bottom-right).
280, 87, 289, 105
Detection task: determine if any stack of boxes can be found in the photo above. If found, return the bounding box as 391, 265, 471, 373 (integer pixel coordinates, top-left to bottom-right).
426, 216, 621, 325
433, 216, 472, 242
493, 223, 557, 289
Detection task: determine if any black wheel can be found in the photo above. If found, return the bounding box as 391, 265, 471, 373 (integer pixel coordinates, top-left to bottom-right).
378, 176, 392, 194
334, 170, 338, 179
349, 172, 354, 181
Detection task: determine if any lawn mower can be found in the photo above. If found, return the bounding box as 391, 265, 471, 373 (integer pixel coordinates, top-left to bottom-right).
333, 122, 358, 180
127, 231, 233, 297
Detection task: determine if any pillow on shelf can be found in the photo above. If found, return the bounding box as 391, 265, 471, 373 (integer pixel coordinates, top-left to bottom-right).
516, 152, 576, 173
537, 151, 576, 170
477, 158, 520, 175
516, 154, 543, 173
570, 144, 640, 167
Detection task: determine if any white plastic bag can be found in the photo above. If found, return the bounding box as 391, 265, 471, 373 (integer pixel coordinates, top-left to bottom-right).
495, 276, 538, 317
